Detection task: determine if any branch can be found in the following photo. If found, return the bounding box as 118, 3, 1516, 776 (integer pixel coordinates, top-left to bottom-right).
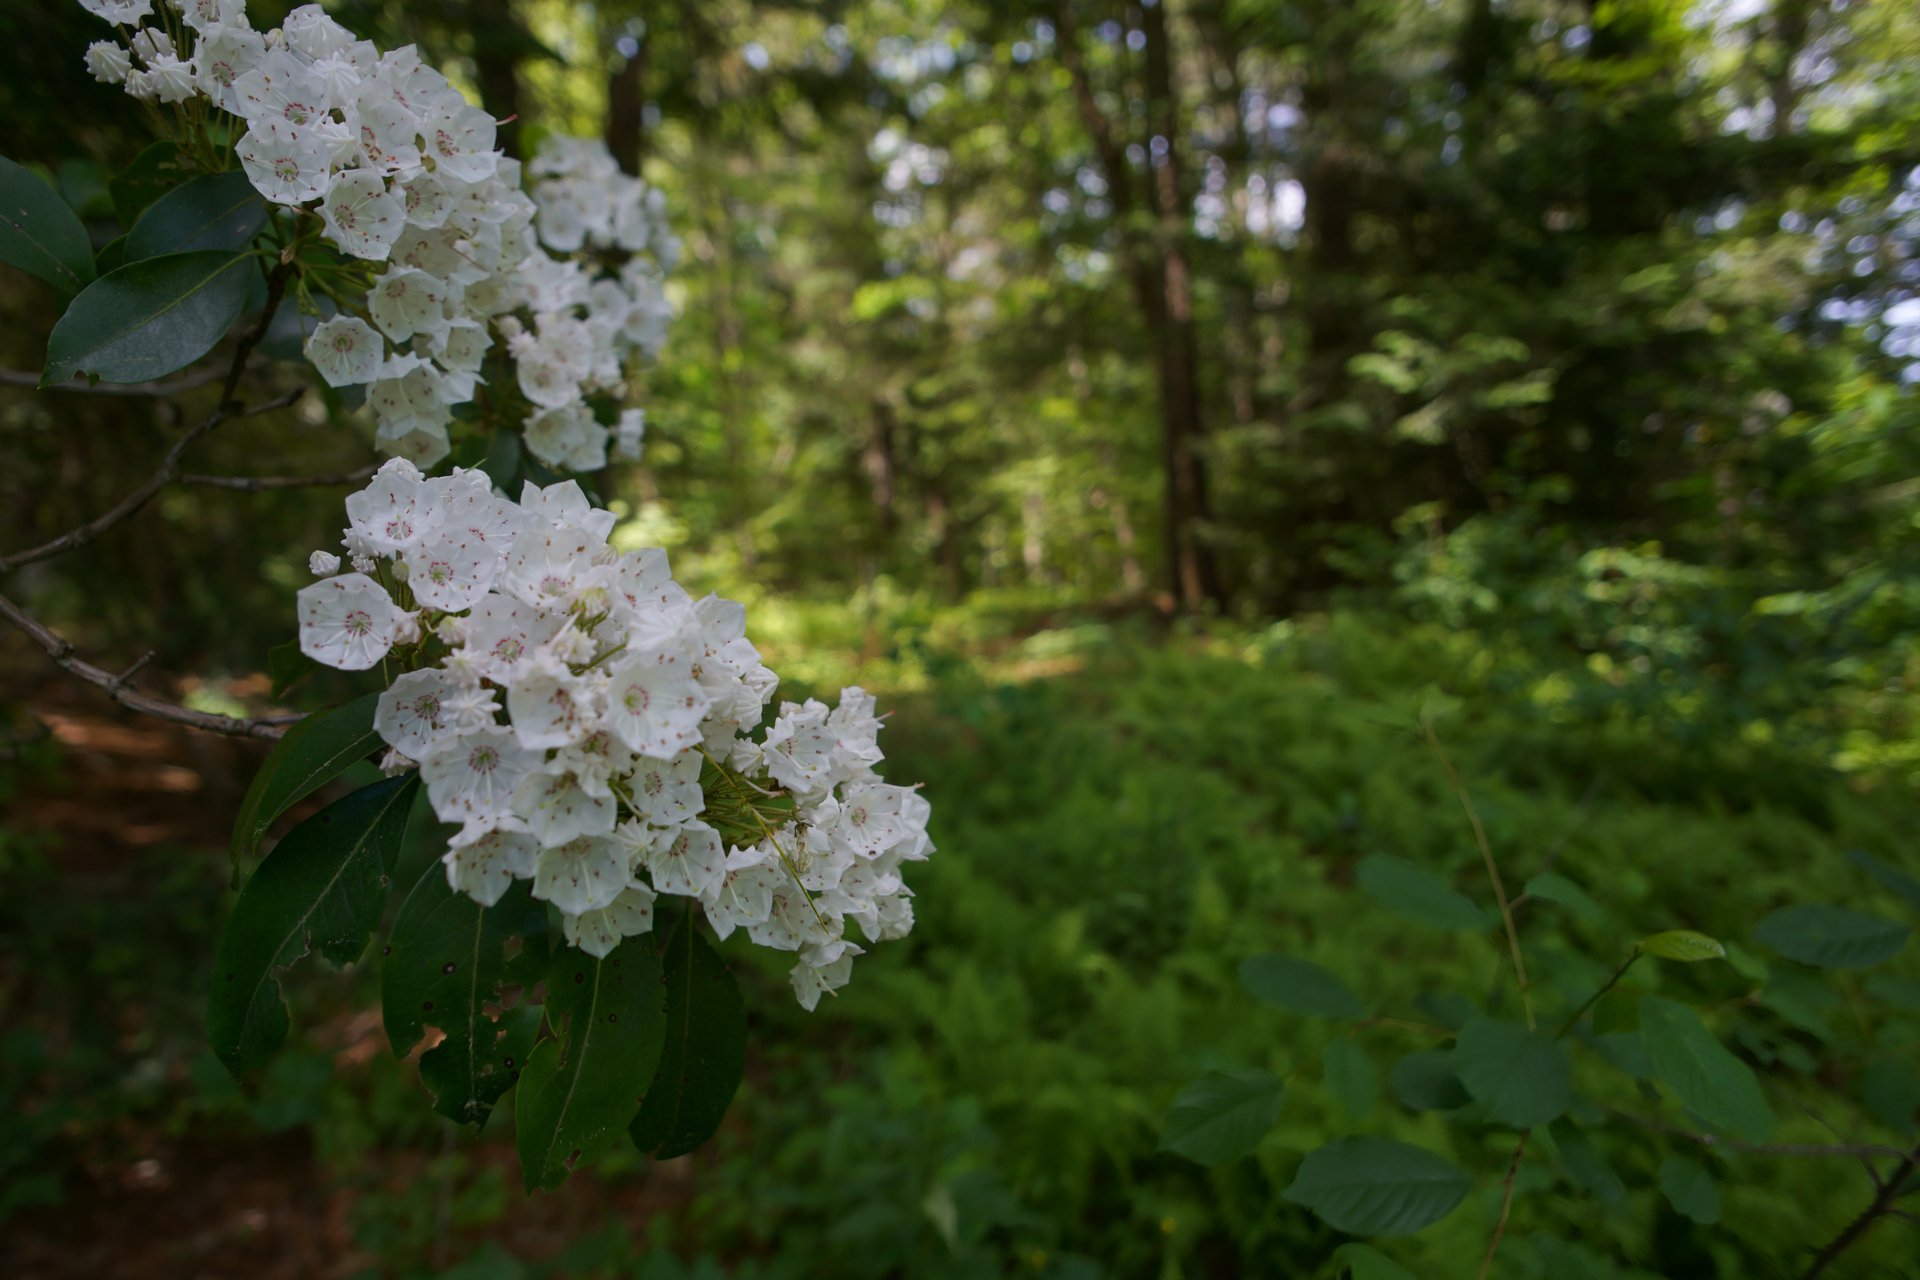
1607, 1110, 1909, 1163
0, 366, 227, 397
0, 387, 304, 572
180, 463, 377, 491
1801, 1147, 1919, 1279
1479, 1131, 1529, 1280
0, 589, 296, 740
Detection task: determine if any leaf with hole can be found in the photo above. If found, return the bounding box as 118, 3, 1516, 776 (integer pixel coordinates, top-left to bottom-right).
1640, 930, 1725, 963
208, 775, 417, 1077
0, 155, 95, 295
1753, 904, 1909, 969
1239, 954, 1365, 1019
1355, 855, 1486, 931
630, 905, 748, 1158
1638, 996, 1771, 1143
383, 862, 546, 1128
1160, 1069, 1285, 1166
1283, 1137, 1470, 1237
230, 691, 381, 872
516, 936, 669, 1192
1452, 1016, 1572, 1128
126, 169, 267, 260
42, 250, 254, 386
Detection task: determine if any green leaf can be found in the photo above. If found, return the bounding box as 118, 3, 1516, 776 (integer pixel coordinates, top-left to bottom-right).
1753, 904, 1910, 969
630, 907, 748, 1158
1389, 1049, 1470, 1112
109, 141, 187, 228
1355, 855, 1485, 931
94, 234, 127, 276
0, 155, 95, 295
42, 250, 255, 386
1452, 1016, 1572, 1128
1282, 1137, 1471, 1237
126, 169, 267, 260
1846, 850, 1920, 913
230, 692, 381, 872
1239, 955, 1365, 1019
1656, 1155, 1721, 1225
1859, 1058, 1919, 1138
383, 863, 546, 1128
266, 640, 318, 699
1523, 872, 1606, 923
1322, 1039, 1379, 1122
1641, 930, 1725, 963
1553, 1126, 1626, 1206
1638, 996, 1771, 1143
516, 937, 669, 1192
208, 775, 418, 1077
1160, 1069, 1285, 1166
1332, 1243, 1417, 1280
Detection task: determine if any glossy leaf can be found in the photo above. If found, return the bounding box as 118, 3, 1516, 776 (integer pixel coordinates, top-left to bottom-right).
1641, 930, 1725, 963
1639, 996, 1771, 1142
630, 907, 748, 1158
384, 864, 546, 1128
109, 140, 187, 227
1452, 1016, 1572, 1128
1355, 855, 1485, 931
1239, 954, 1365, 1019
1322, 1039, 1379, 1122
516, 937, 669, 1192
42, 249, 254, 386
1160, 1068, 1285, 1166
208, 775, 418, 1077
1754, 904, 1910, 969
0, 155, 95, 294
1657, 1155, 1721, 1225
230, 692, 381, 871
1282, 1137, 1470, 1237
126, 169, 267, 260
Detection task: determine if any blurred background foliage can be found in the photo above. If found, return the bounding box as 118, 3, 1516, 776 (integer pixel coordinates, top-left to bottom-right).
3, 0, 1920, 1276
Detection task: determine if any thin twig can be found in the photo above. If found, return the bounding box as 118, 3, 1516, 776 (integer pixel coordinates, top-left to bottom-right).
1422, 722, 1533, 1028
1480, 1132, 1529, 1280
0, 590, 296, 740
180, 463, 376, 491
1606, 1110, 1909, 1162
1801, 1147, 1918, 1279
0, 366, 227, 397
109, 650, 157, 692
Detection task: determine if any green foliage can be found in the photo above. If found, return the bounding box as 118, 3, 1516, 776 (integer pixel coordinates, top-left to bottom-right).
0, 154, 93, 295
1657, 1155, 1722, 1226
229, 691, 381, 871
1160, 1069, 1285, 1167
1638, 997, 1773, 1144
1239, 955, 1365, 1019
1641, 931, 1726, 963
1752, 903, 1911, 969
630, 907, 748, 1160
1281, 1138, 1470, 1237
208, 774, 419, 1077
41, 249, 255, 386
124, 169, 266, 260
1451, 1017, 1571, 1129
1354, 855, 1487, 931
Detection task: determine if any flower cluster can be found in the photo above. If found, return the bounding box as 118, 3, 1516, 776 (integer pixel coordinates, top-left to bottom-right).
75, 0, 676, 472
297, 461, 932, 1007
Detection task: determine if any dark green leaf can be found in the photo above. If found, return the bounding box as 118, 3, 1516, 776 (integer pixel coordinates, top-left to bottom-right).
94, 234, 127, 276
1322, 1039, 1379, 1122
1656, 1155, 1720, 1225
42, 250, 255, 386
1452, 1016, 1572, 1128
0, 155, 95, 294
1638, 996, 1771, 1143
1859, 1058, 1919, 1138
230, 692, 381, 872
630, 907, 748, 1158
1355, 855, 1485, 931
1282, 1137, 1470, 1237
1389, 1049, 1470, 1112
1847, 849, 1920, 913
266, 641, 318, 699
1332, 1243, 1417, 1280
516, 937, 669, 1192
1239, 954, 1365, 1019
1523, 872, 1606, 923
481, 426, 522, 491
1553, 1126, 1626, 1206
208, 775, 418, 1077
1641, 930, 1725, 963
384, 863, 546, 1128
110, 141, 187, 228
1160, 1068, 1285, 1166
126, 169, 267, 260
1753, 904, 1910, 969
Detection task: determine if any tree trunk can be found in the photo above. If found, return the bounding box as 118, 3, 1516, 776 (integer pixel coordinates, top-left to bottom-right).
606, 28, 648, 175
469, 0, 524, 158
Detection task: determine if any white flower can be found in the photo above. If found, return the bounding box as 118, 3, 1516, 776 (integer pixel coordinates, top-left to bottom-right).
625, 752, 704, 826
296, 572, 405, 670
700, 853, 781, 941
344, 456, 441, 554
403, 526, 500, 612
321, 169, 406, 260
519, 480, 616, 542
177, 0, 248, 34
421, 725, 539, 828
79, 0, 152, 24
530, 834, 627, 915
523, 405, 608, 473
504, 655, 595, 750
85, 41, 131, 84
635, 820, 725, 897
194, 25, 267, 113
498, 522, 608, 612
304, 315, 385, 387
790, 947, 857, 1011
459, 592, 565, 683
605, 647, 711, 760
562, 884, 656, 957
368, 267, 452, 343
444, 825, 538, 906
307, 550, 341, 576
424, 100, 500, 183
237, 121, 331, 205
513, 765, 616, 846
375, 667, 470, 759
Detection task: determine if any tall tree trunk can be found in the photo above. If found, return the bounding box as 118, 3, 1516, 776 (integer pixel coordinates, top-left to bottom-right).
606, 27, 649, 175
470, 0, 524, 158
